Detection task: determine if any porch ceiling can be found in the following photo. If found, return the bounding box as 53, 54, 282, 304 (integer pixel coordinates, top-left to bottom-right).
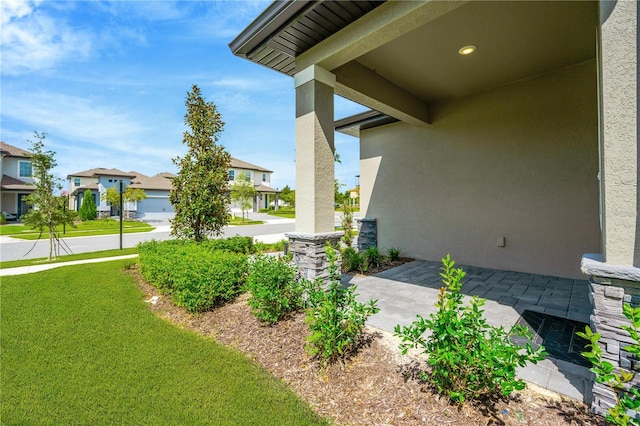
353, 1, 597, 103
231, 1, 597, 125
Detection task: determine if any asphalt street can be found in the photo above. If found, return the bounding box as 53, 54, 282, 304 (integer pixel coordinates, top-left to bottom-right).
0, 221, 295, 262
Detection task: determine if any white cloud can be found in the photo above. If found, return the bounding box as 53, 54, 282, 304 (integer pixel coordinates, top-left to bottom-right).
2, 90, 180, 171
1, 1, 93, 75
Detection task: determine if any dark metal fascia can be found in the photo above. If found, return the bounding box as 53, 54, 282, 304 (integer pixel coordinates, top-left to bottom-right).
228, 0, 316, 58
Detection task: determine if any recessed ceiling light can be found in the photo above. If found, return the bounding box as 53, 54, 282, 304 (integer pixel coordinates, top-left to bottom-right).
458, 45, 476, 56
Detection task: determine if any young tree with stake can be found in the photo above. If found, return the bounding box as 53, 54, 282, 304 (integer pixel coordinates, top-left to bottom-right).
21, 132, 76, 260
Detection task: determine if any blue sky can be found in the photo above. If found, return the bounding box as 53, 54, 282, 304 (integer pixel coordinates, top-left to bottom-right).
1, 0, 366, 192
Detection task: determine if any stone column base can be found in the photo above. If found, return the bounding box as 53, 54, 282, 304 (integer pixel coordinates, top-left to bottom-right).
582, 254, 640, 416
356, 218, 377, 252
286, 231, 343, 280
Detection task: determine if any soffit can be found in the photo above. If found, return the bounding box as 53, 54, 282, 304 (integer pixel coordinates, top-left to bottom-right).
230, 0, 385, 76
354, 1, 597, 103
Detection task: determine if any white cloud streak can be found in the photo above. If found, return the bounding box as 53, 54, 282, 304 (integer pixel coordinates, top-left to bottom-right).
1, 0, 93, 75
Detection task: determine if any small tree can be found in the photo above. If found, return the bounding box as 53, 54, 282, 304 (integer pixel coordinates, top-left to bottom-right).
230, 172, 256, 222
279, 185, 295, 208
78, 189, 97, 221
341, 202, 354, 247
334, 179, 345, 206
170, 84, 231, 242
21, 132, 76, 260
101, 186, 147, 218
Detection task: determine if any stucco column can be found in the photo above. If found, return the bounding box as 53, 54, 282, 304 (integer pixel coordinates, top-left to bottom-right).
287, 65, 342, 280
583, 0, 639, 415
293, 65, 336, 234
599, 0, 638, 266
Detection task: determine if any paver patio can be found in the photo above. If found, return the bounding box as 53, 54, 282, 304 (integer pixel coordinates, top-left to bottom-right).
349, 259, 594, 402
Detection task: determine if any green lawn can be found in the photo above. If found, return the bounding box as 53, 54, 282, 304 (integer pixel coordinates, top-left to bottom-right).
0, 219, 154, 240
268, 209, 296, 219
1, 260, 327, 425
228, 216, 264, 225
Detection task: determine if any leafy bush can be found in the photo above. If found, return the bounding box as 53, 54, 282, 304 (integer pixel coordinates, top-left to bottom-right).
247, 255, 303, 324
138, 239, 248, 313
304, 243, 379, 365
577, 304, 640, 425
341, 247, 363, 273
394, 254, 546, 403
387, 247, 401, 261
203, 235, 256, 254
362, 246, 383, 269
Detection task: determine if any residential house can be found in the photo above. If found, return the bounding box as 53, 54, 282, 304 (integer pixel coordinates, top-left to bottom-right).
231, 0, 638, 412
228, 157, 279, 212
68, 157, 278, 220
67, 168, 136, 218
129, 172, 175, 221
0, 142, 35, 218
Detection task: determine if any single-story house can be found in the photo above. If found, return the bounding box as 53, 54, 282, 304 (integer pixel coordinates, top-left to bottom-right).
129, 171, 175, 221
230, 0, 638, 413
0, 141, 36, 218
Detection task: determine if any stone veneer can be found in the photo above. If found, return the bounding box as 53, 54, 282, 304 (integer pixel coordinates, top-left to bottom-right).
286, 231, 343, 280
356, 218, 377, 252
582, 254, 640, 416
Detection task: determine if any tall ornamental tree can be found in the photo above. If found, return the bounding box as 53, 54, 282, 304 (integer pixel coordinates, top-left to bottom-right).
170, 84, 231, 241
21, 132, 77, 260
230, 172, 256, 222
78, 189, 97, 221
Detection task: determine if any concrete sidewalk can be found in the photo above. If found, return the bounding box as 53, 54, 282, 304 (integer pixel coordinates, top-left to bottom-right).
0, 254, 139, 276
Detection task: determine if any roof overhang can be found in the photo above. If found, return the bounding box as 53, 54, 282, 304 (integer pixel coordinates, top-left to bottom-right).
335, 110, 398, 138
231, 0, 597, 129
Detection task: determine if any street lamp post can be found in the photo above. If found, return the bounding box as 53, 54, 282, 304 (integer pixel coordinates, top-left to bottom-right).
119, 180, 123, 250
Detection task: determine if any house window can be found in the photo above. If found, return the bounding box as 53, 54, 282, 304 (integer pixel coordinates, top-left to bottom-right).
19, 161, 32, 178
74, 178, 81, 187
262, 174, 267, 182
246, 171, 252, 181
229, 170, 235, 181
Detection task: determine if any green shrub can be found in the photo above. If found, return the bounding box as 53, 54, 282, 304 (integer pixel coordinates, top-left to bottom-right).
138, 239, 248, 313
172, 251, 248, 313
341, 247, 362, 273
387, 247, 401, 261
362, 246, 383, 269
78, 190, 97, 221
394, 254, 546, 403
203, 235, 256, 254
577, 304, 640, 425
247, 255, 303, 324
304, 243, 379, 365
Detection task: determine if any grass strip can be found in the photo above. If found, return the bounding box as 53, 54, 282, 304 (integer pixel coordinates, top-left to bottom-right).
268, 209, 296, 219
228, 217, 264, 225
0, 260, 327, 425
0, 220, 154, 239
0, 247, 139, 269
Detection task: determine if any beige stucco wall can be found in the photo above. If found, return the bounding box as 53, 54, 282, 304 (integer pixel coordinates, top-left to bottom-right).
360, 60, 600, 279
599, 0, 638, 267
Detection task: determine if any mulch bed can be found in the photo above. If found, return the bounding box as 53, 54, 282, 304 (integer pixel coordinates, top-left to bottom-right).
130, 265, 604, 426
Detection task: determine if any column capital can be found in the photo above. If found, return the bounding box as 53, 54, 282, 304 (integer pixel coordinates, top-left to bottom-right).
294, 65, 336, 89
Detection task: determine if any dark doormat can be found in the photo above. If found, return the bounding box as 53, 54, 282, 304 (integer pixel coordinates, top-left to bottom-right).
512, 310, 591, 368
